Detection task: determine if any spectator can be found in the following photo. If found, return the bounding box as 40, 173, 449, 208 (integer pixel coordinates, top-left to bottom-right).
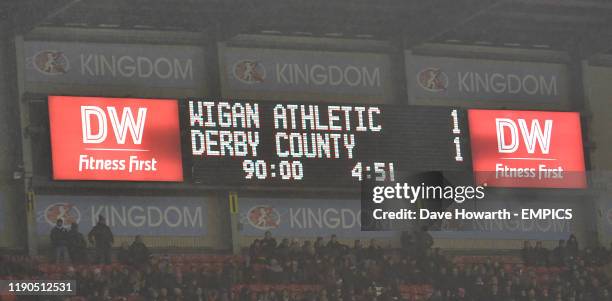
289, 239, 301, 258
400, 231, 415, 254
592, 242, 607, 265
352, 239, 365, 263
249, 239, 266, 265
456, 287, 467, 300
50, 218, 70, 263
129, 235, 150, 267
159, 287, 169, 301
366, 238, 382, 262
534, 241, 549, 266
67, 222, 87, 264
88, 215, 114, 264
431, 248, 448, 268
266, 258, 284, 283
194, 287, 204, 301
567, 234, 579, 258
314, 236, 325, 254
415, 226, 434, 258
302, 240, 315, 259
117, 242, 131, 265
174, 287, 185, 301
551, 239, 568, 266
522, 240, 537, 266
276, 238, 291, 261
583, 247, 598, 266
261, 231, 277, 256
326, 234, 343, 257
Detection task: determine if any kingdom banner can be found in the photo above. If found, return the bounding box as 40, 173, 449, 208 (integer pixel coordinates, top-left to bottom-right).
36, 195, 207, 236
24, 41, 205, 89
406, 53, 568, 103
239, 198, 393, 238
220, 46, 394, 103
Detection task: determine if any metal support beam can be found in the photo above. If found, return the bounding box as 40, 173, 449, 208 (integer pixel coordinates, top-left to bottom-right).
510, 0, 612, 10
403, 0, 506, 49
37, 0, 82, 26
13, 35, 38, 256
12, 0, 81, 34
228, 192, 240, 255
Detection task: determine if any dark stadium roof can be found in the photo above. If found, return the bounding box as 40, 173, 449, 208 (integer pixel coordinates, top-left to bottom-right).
2, 0, 612, 57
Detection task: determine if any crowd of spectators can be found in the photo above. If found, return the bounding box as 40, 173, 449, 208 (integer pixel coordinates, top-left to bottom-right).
521, 234, 612, 268
50, 216, 114, 265
2, 229, 612, 301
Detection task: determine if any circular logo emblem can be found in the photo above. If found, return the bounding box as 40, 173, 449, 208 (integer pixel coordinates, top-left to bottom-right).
44, 202, 81, 226
417, 67, 448, 92
247, 205, 280, 230
232, 60, 265, 84
33, 50, 69, 75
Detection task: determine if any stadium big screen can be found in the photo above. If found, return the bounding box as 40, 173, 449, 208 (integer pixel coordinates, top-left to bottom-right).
185, 99, 471, 187
42, 96, 587, 189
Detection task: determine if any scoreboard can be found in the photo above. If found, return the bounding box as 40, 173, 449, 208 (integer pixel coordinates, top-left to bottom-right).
185, 99, 471, 187
38, 96, 587, 189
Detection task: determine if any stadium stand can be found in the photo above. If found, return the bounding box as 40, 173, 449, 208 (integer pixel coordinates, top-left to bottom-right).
1, 233, 611, 301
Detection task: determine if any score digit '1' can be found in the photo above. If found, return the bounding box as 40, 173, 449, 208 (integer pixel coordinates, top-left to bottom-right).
451, 109, 463, 162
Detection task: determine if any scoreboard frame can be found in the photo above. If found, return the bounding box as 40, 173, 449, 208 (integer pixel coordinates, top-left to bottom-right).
182, 98, 472, 188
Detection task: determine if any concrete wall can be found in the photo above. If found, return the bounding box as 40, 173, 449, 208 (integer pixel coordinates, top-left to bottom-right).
0, 21, 27, 251
584, 58, 612, 246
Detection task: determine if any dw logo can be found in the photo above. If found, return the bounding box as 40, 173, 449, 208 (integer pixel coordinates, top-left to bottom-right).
495, 118, 553, 154
81, 106, 147, 145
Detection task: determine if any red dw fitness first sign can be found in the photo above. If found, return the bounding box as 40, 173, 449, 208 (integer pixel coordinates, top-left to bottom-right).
468, 109, 586, 188
48, 96, 183, 181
